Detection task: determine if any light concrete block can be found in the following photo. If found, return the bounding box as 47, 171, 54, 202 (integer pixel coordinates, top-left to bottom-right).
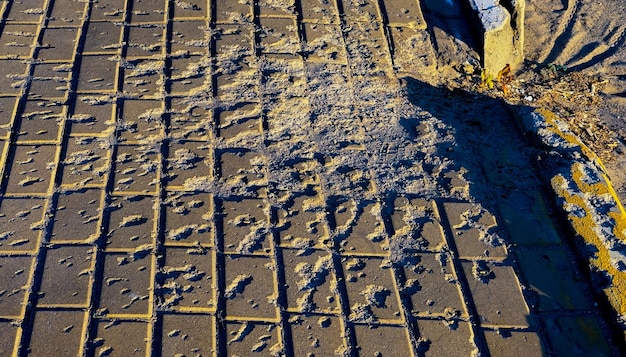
467, 0, 525, 74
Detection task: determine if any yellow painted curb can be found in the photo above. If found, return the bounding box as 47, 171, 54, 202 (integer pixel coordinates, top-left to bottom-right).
535, 108, 626, 333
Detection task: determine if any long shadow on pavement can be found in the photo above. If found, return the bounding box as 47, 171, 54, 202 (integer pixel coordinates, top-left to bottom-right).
400, 76, 622, 356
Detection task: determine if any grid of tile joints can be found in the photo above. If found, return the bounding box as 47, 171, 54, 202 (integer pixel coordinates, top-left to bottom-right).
0, 0, 618, 356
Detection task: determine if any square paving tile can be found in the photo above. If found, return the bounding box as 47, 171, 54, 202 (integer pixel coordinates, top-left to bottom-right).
28, 310, 86, 356
126, 24, 165, 57
265, 98, 311, 141
261, 55, 307, 98
333, 198, 357, 230
277, 193, 330, 249
0, 97, 18, 138
288, 314, 346, 356
170, 20, 209, 54
443, 202, 507, 259
389, 27, 436, 73
300, 0, 339, 23
336, 202, 389, 255
47, 0, 88, 26
112, 146, 159, 194
76, 55, 118, 92
214, 64, 259, 102
160, 313, 215, 355
158, 246, 215, 310
121, 59, 164, 97
168, 55, 212, 95
497, 191, 563, 246
342, 257, 403, 322
257, 0, 296, 17
483, 329, 544, 357
105, 195, 156, 249
128, 0, 167, 24
417, 319, 475, 356
461, 261, 530, 327
218, 150, 265, 186
214, 25, 254, 53
225, 321, 281, 355
92, 319, 149, 356
90, 0, 125, 21
166, 140, 212, 188
269, 159, 321, 191
0, 197, 47, 251
37, 27, 80, 61
544, 315, 612, 356
14, 99, 65, 142
353, 324, 413, 357
6, 145, 57, 193
305, 63, 351, 113
258, 17, 300, 54
404, 253, 466, 317
515, 247, 592, 312
216, 103, 263, 141
5, 0, 46, 23
164, 192, 213, 245
303, 23, 346, 63
0, 256, 33, 316
343, 0, 382, 21
29, 63, 72, 99
67, 95, 116, 135
82, 21, 124, 54
389, 197, 446, 253
382, 0, 426, 28
323, 165, 374, 201
117, 99, 164, 143
99, 252, 152, 316
171, 0, 208, 19
224, 255, 278, 319
59, 136, 110, 187
50, 189, 104, 243
282, 248, 339, 313
0, 24, 38, 57
214, 0, 253, 24
221, 198, 272, 255
0, 60, 28, 95
0, 321, 18, 356
168, 100, 212, 140
344, 21, 392, 75
37, 246, 94, 306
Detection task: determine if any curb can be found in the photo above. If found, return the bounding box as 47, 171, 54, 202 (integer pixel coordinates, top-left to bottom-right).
516, 107, 626, 336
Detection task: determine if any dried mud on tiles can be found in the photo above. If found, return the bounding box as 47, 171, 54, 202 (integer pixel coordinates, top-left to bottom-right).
0, 0, 621, 356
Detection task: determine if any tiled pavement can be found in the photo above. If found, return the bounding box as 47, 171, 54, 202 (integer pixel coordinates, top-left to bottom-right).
0, 0, 621, 356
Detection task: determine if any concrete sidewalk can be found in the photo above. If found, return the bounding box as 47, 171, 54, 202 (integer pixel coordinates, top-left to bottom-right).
0, 0, 621, 355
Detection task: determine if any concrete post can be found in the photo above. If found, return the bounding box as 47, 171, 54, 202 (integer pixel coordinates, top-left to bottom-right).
467, 0, 525, 75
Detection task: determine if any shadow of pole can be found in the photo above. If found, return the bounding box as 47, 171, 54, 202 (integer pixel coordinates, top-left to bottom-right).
398, 76, 624, 356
